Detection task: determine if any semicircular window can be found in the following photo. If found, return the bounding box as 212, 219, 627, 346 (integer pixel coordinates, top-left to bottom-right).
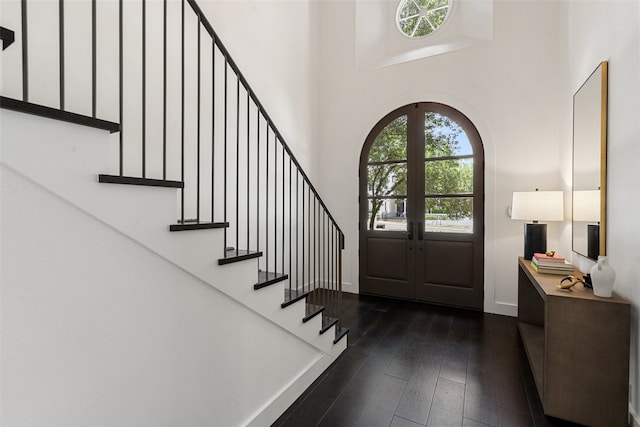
396, 0, 451, 38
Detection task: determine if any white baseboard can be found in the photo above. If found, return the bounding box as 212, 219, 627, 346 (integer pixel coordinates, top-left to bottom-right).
487, 301, 518, 317
244, 352, 336, 427
630, 405, 640, 427
342, 281, 358, 294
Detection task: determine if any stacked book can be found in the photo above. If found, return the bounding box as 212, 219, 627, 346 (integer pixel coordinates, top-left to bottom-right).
531, 252, 573, 275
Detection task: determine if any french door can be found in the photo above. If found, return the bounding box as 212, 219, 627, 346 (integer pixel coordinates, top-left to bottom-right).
359, 103, 484, 310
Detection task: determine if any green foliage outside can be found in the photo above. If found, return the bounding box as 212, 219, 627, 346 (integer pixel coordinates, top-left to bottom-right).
398, 0, 450, 38
367, 112, 473, 230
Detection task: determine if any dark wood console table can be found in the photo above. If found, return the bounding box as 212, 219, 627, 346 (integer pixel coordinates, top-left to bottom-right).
517, 257, 630, 426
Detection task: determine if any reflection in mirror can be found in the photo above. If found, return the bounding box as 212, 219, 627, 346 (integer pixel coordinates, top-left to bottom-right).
572, 61, 607, 260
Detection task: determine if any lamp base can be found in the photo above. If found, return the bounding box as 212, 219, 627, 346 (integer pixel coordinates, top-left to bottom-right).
524, 223, 547, 260
587, 223, 600, 260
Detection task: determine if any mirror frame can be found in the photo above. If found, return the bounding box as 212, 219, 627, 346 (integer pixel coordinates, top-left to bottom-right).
572, 61, 608, 260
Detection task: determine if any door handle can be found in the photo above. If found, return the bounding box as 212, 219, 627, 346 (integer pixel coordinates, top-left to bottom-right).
418, 222, 423, 240
0, 27, 15, 51
408, 222, 414, 240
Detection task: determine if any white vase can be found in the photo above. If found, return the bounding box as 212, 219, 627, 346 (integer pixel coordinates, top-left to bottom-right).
590, 256, 616, 298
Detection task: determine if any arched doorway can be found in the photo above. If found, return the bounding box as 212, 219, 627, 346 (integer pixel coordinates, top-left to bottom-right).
359, 102, 484, 310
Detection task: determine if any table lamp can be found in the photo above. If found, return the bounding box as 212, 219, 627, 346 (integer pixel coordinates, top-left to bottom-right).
511, 189, 564, 260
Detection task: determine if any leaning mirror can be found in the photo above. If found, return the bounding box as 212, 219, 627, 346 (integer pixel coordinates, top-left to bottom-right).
572, 61, 607, 260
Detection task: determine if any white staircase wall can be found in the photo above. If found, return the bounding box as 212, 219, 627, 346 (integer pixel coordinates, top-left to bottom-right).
0, 111, 344, 425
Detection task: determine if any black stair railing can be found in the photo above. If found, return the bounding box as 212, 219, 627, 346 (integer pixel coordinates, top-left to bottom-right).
1, 0, 346, 339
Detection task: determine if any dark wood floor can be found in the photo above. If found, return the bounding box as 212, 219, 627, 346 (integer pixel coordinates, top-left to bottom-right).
273, 293, 582, 427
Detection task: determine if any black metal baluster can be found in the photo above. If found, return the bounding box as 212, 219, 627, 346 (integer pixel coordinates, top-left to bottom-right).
142, 0, 146, 177
274, 130, 277, 275
59, 0, 64, 110
319, 199, 322, 296
302, 179, 305, 292
308, 184, 311, 292
314, 196, 317, 295
162, 0, 167, 179
235, 78, 239, 255
180, 0, 185, 222
211, 40, 216, 222
256, 109, 260, 262
92, 0, 96, 118
339, 229, 343, 328
296, 172, 300, 289
196, 13, 201, 222
338, 231, 343, 331
329, 214, 332, 313
211, 38, 216, 221
327, 219, 331, 317
335, 227, 339, 321
334, 224, 337, 315
265, 123, 269, 275
223, 58, 228, 252
289, 157, 292, 292
281, 142, 285, 279
328, 218, 332, 318
246, 90, 250, 252
324, 210, 328, 310
331, 221, 335, 319
319, 209, 322, 308
21, 0, 28, 101
119, 0, 123, 175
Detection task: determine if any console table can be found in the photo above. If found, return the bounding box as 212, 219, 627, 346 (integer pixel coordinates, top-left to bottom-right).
517, 257, 630, 426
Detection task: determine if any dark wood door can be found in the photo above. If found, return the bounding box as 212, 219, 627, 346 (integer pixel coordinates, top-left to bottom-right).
359, 103, 484, 310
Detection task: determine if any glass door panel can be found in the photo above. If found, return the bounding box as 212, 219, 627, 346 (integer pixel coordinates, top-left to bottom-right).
366, 115, 408, 232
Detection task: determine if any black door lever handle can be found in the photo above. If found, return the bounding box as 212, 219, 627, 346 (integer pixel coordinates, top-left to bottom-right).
0, 27, 15, 51
408, 221, 414, 240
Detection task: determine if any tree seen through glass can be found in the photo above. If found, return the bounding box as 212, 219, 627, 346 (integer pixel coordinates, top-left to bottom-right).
367, 112, 474, 233
397, 0, 450, 38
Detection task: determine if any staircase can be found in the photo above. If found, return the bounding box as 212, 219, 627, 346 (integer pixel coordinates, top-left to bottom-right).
0, 1, 347, 426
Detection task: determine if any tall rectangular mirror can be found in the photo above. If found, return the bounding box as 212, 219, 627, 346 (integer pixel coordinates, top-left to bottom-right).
572, 61, 608, 260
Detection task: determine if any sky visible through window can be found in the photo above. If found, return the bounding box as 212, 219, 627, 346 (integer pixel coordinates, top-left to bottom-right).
430, 123, 472, 156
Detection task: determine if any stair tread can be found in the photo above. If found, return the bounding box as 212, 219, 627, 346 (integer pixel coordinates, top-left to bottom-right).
99, 174, 183, 188
334, 327, 349, 344
0, 96, 120, 133
320, 315, 338, 334
303, 303, 324, 323
281, 288, 309, 308
170, 222, 228, 231
254, 271, 288, 290
218, 249, 262, 265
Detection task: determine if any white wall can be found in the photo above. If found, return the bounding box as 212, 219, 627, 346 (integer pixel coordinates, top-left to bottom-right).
0, 166, 319, 427
198, 0, 320, 178
562, 0, 640, 423
315, 0, 567, 314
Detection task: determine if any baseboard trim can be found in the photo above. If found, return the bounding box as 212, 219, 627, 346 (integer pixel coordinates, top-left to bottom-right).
488, 301, 518, 317
341, 281, 357, 294
244, 352, 336, 427
630, 405, 640, 427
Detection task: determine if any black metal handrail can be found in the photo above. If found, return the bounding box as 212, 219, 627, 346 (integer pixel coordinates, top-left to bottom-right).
1, 0, 345, 338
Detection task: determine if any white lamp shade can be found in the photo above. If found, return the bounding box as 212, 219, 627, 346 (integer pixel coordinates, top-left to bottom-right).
511, 191, 564, 221
573, 190, 600, 222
